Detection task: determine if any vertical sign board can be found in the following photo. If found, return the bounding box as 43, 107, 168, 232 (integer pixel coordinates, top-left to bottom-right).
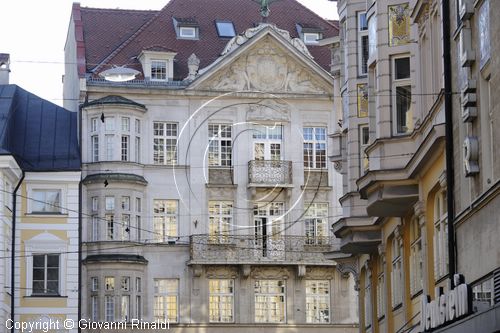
420, 274, 472, 331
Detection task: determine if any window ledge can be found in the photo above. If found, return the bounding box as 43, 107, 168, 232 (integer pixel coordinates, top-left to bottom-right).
25, 295, 67, 298
392, 303, 403, 312
411, 289, 423, 300
25, 213, 67, 217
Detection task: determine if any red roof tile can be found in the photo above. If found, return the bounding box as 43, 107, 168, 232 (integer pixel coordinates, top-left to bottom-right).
78, 0, 338, 80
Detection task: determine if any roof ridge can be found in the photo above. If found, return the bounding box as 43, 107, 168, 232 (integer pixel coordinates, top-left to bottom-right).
289, 0, 339, 31
92, 0, 175, 73
80, 6, 159, 14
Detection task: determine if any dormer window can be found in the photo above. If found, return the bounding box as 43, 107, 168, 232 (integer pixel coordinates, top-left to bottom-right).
215, 21, 236, 38
174, 17, 199, 40
303, 32, 320, 44
180, 27, 196, 39
151, 60, 167, 81
296, 23, 323, 45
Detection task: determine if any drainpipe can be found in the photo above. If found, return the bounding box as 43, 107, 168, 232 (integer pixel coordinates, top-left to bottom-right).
442, 0, 456, 278
11, 171, 25, 333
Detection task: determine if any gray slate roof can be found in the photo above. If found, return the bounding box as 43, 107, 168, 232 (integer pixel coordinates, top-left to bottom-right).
0, 85, 81, 171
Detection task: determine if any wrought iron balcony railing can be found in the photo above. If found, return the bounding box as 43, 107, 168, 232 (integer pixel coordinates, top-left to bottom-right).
248, 160, 292, 186
189, 235, 336, 265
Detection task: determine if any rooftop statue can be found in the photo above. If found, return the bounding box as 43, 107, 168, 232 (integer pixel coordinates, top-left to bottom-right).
253, 0, 281, 21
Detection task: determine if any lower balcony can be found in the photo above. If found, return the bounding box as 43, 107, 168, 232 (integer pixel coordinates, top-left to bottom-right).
248, 160, 292, 187
189, 235, 336, 265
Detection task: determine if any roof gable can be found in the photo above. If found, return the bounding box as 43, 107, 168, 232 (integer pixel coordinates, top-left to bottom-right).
189, 26, 333, 95
78, 0, 338, 80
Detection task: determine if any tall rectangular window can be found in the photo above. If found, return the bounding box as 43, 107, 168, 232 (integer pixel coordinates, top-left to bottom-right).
304, 203, 329, 245
91, 117, 98, 132
254, 280, 286, 323
434, 191, 448, 279
358, 12, 369, 75
303, 127, 327, 169
392, 56, 412, 134
92, 216, 99, 241
377, 256, 385, 319
121, 295, 130, 322
410, 218, 423, 294
106, 214, 115, 240
153, 122, 178, 165
106, 135, 114, 160
121, 135, 129, 161
209, 279, 234, 322
105, 277, 115, 291
151, 60, 167, 81
91, 135, 99, 162
391, 237, 403, 307
91, 296, 99, 321
105, 296, 115, 322
135, 198, 142, 212
208, 124, 232, 166
121, 214, 130, 241
135, 119, 141, 134
105, 117, 115, 131
364, 271, 372, 328
32, 254, 59, 295
153, 200, 178, 241
91, 277, 99, 292
121, 196, 130, 211
136, 215, 142, 242
306, 280, 330, 323
92, 197, 99, 212
31, 189, 61, 213
135, 137, 141, 163
208, 201, 232, 244
360, 125, 370, 172
121, 117, 130, 132
154, 279, 178, 322
105, 196, 115, 211
135, 295, 142, 320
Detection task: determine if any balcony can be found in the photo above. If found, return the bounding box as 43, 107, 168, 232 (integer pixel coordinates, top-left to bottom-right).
248, 160, 292, 187
189, 235, 336, 265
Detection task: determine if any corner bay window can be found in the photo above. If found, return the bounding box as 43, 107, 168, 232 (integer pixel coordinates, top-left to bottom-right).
254, 280, 285, 323
209, 279, 234, 322
306, 280, 330, 323
154, 122, 178, 165
154, 279, 178, 322
32, 254, 59, 295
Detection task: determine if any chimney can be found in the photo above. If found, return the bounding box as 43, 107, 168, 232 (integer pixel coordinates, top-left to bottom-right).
0, 53, 11, 85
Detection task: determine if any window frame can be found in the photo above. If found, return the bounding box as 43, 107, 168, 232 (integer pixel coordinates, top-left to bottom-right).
376, 255, 386, 319
153, 122, 178, 165
209, 279, 235, 323
409, 217, 423, 295
31, 253, 60, 295
433, 190, 448, 280
358, 12, 369, 76
254, 279, 286, 323
215, 21, 236, 38
151, 60, 168, 81
179, 26, 197, 39
91, 135, 99, 162
153, 199, 179, 241
303, 32, 320, 44
29, 188, 63, 214
304, 203, 329, 245
208, 124, 232, 167
364, 270, 372, 329
303, 127, 327, 169
208, 201, 233, 244
390, 236, 403, 308
305, 280, 331, 323
391, 55, 413, 135
153, 279, 179, 323
359, 124, 370, 173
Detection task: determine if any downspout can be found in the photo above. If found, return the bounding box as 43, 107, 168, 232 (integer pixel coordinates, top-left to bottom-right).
78, 101, 84, 333
442, 0, 456, 278
11, 171, 25, 333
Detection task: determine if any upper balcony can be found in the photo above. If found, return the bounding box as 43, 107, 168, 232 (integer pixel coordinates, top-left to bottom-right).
248, 160, 293, 187
189, 235, 336, 266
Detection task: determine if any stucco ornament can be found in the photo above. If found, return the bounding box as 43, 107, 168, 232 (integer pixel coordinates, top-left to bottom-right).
246, 99, 290, 122
211, 39, 327, 94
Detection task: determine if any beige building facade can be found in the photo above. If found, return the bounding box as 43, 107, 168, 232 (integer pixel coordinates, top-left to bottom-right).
64, 1, 359, 332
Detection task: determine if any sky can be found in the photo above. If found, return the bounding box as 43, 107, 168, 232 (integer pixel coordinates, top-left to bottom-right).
0, 0, 338, 106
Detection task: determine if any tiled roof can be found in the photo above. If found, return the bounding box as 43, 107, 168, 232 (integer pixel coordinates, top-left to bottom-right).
0, 85, 80, 171
77, 0, 338, 81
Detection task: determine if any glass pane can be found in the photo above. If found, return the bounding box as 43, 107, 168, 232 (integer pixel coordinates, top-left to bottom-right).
216, 21, 236, 37
395, 57, 410, 80
396, 85, 412, 133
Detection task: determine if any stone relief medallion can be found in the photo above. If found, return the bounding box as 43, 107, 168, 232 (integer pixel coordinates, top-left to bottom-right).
246, 42, 288, 91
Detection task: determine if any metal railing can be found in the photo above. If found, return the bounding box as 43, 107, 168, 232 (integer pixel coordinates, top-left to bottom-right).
190, 235, 336, 265
248, 160, 292, 185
